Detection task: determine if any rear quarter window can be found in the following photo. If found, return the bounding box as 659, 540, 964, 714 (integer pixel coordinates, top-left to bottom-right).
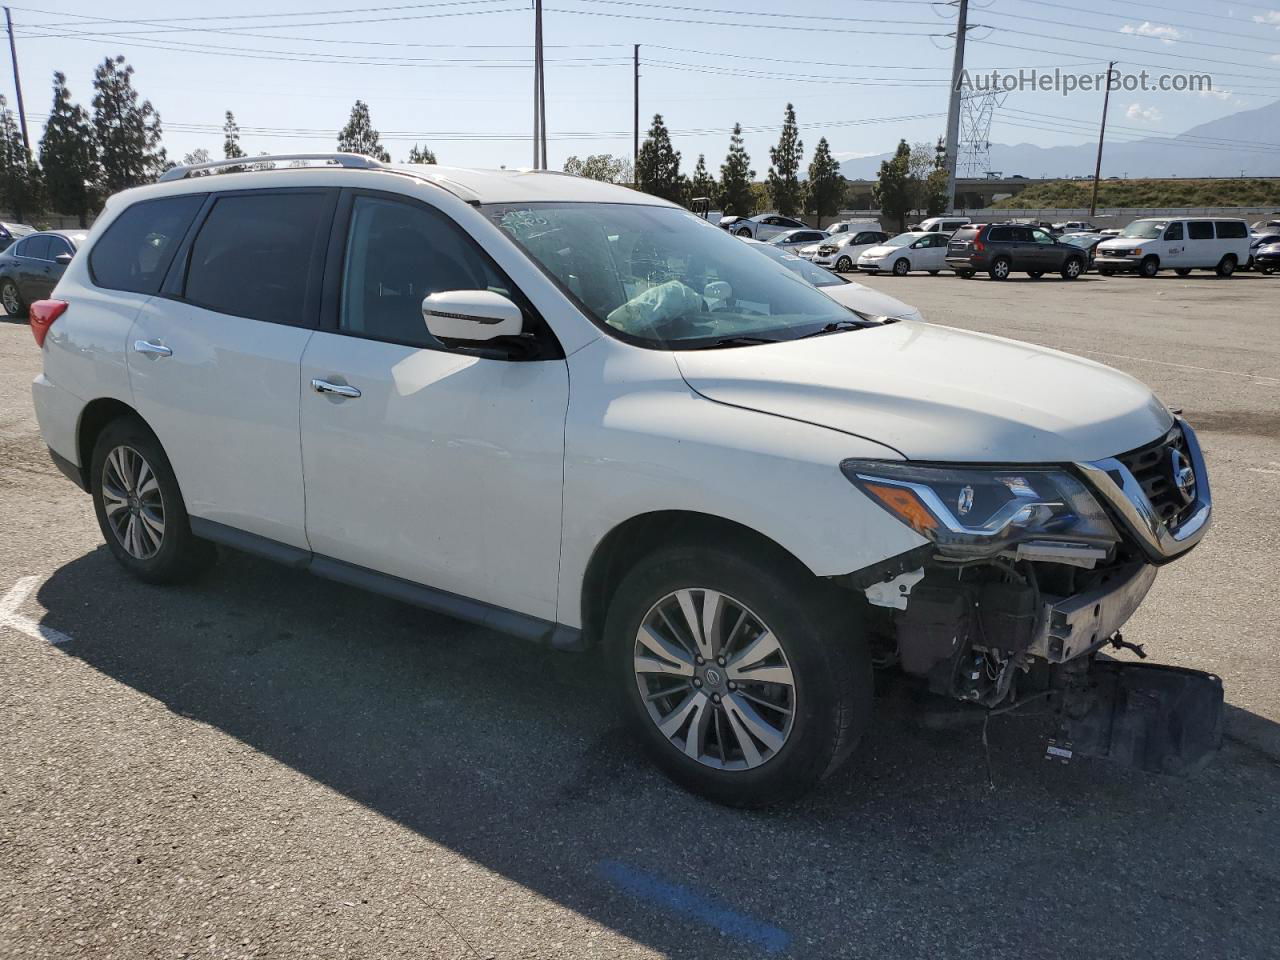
89, 195, 205, 294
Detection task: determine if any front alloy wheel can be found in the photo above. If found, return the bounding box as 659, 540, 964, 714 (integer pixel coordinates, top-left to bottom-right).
892, 258, 910, 276
634, 589, 795, 770
1, 280, 23, 317
835, 255, 853, 272
101, 445, 166, 560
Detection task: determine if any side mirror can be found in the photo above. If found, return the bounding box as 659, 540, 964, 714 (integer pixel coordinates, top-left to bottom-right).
422, 290, 523, 343
54, 252, 73, 265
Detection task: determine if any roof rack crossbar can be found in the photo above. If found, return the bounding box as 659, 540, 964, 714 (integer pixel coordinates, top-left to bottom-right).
158, 152, 385, 182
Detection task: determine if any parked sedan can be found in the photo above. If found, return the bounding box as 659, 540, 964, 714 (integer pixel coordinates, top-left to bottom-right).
1255, 241, 1280, 274
766, 228, 829, 252
855, 231, 951, 275
728, 213, 811, 240
0, 220, 36, 252
1246, 233, 1280, 271
745, 239, 924, 322
0, 230, 86, 316
1053, 220, 1100, 233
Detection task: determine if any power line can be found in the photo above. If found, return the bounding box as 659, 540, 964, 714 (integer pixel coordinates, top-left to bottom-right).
1012, 0, 1280, 45
970, 37, 1280, 84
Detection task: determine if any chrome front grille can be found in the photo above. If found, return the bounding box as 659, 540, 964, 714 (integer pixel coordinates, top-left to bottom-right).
1116, 427, 1195, 529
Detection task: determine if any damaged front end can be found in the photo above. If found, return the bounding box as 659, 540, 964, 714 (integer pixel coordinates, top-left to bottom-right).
840, 418, 1223, 776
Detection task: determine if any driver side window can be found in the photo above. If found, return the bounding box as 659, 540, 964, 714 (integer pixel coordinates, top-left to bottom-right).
1030, 229, 1055, 244
1164, 222, 1183, 241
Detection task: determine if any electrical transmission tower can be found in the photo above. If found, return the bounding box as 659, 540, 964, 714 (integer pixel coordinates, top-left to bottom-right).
958, 90, 1006, 179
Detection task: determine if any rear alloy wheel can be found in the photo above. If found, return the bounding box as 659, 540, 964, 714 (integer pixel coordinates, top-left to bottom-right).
989, 258, 1011, 280
1216, 255, 1236, 278
892, 257, 910, 276
1139, 256, 1160, 278
835, 255, 853, 272
91, 417, 215, 584
608, 545, 871, 807
1262, 266, 1275, 275
1175, 268, 1193, 276
1, 279, 23, 317
1061, 258, 1083, 280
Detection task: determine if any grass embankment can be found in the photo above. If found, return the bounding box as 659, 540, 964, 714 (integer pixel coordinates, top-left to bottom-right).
992, 178, 1280, 209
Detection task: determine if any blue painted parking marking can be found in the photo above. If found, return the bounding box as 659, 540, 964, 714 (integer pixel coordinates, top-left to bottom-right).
597, 859, 792, 955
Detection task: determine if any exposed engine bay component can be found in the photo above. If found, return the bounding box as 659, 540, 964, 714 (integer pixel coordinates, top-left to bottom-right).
863, 568, 924, 610
1052, 658, 1223, 775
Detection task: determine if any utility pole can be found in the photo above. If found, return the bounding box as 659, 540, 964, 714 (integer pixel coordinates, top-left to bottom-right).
633, 44, 640, 180
1089, 61, 1116, 219
531, 5, 540, 168
4, 7, 29, 150
536, 0, 546, 169
942, 0, 969, 215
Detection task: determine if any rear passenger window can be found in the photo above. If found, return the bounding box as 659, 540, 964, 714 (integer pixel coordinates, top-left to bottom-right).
1215, 221, 1247, 239
18, 236, 51, 260
1187, 221, 1214, 240
339, 195, 520, 349
89, 195, 204, 294
184, 192, 330, 325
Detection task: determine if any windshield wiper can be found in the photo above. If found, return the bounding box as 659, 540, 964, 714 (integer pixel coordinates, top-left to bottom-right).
686, 335, 782, 349
796, 318, 889, 339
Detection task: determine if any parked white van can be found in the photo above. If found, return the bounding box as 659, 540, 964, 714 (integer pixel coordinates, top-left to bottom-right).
912, 216, 971, 234
30, 155, 1222, 805
1094, 217, 1251, 277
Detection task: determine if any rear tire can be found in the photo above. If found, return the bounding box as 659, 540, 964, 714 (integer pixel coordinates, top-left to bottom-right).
928, 270, 939, 276
955, 269, 974, 279
1, 279, 23, 317
989, 258, 1011, 280
1098, 268, 1115, 277
90, 417, 216, 585
892, 258, 910, 276
606, 544, 872, 807
1139, 256, 1160, 278
1216, 255, 1236, 277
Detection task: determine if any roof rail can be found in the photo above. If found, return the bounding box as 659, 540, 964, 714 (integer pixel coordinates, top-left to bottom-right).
158, 152, 385, 182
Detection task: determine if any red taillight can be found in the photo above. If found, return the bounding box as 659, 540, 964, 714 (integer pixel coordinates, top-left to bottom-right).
973, 239, 985, 253
29, 300, 68, 347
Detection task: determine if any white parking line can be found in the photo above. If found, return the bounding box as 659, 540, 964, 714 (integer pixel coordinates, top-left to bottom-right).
1073, 349, 1280, 385
0, 576, 73, 645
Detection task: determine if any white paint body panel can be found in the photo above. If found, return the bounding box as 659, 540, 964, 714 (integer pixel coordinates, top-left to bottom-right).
299, 332, 569, 620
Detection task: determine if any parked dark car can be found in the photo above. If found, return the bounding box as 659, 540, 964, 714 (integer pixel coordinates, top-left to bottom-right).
946, 222, 1087, 280
1060, 232, 1108, 270
0, 221, 37, 252
1246, 233, 1280, 271
0, 230, 87, 316
1255, 241, 1280, 275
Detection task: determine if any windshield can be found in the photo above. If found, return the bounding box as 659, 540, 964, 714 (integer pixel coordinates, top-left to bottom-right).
483, 202, 854, 348
1120, 220, 1168, 239
751, 243, 845, 287
883, 233, 917, 247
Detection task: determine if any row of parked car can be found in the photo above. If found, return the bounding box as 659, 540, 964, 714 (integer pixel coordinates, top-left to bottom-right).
0, 223, 88, 317
719, 212, 1280, 281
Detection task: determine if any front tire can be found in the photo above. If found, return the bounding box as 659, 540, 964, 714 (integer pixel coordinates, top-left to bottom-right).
606, 544, 871, 807
736, 227, 752, 238
892, 258, 910, 276
1, 279, 23, 317
90, 417, 215, 584
835, 255, 853, 272
1175, 268, 1193, 276
1060, 257, 1083, 280
1027, 271, 1044, 279
1139, 256, 1160, 278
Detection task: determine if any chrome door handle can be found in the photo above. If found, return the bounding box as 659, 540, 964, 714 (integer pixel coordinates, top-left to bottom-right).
311, 378, 361, 399
133, 339, 172, 358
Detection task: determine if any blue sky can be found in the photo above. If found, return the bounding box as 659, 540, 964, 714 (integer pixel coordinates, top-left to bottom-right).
6, 0, 1279, 173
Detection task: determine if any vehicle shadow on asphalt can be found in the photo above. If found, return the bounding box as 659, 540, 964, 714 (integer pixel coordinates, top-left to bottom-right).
37, 547, 1280, 959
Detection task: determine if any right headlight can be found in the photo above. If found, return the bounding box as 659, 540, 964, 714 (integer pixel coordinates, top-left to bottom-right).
840, 460, 1118, 559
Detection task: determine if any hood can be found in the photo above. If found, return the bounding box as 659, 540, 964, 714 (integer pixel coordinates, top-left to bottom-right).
859, 244, 906, 259
820, 280, 922, 322
674, 321, 1173, 462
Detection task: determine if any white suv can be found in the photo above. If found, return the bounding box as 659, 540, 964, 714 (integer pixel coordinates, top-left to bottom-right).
30, 155, 1219, 804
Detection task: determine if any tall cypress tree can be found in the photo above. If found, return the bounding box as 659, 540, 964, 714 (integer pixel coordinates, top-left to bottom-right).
874, 139, 914, 231
406, 144, 437, 164
0, 98, 40, 222
685, 153, 717, 207
635, 113, 683, 204
767, 103, 803, 217
39, 72, 98, 227
805, 137, 844, 222
223, 111, 245, 160
718, 123, 755, 216
92, 56, 166, 193
337, 100, 390, 162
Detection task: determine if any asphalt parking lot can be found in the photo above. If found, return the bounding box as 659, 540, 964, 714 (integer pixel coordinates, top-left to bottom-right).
2, 271, 1278, 960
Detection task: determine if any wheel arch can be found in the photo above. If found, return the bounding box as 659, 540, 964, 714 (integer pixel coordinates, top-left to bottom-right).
579, 510, 814, 647
76, 397, 153, 486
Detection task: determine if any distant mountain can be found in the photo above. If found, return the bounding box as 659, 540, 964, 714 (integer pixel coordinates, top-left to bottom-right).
839, 99, 1280, 180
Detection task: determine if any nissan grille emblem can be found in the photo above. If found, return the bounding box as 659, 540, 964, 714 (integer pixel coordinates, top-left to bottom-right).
1169, 448, 1197, 505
